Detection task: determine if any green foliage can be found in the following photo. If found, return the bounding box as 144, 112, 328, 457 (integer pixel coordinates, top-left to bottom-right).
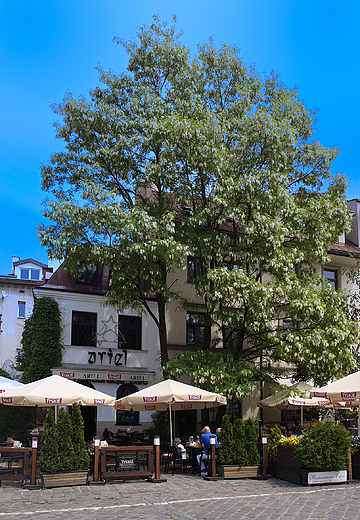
296, 420, 352, 471
39, 406, 89, 473
217, 415, 234, 465
57, 408, 75, 471
0, 368, 11, 378
267, 426, 282, 463
217, 415, 259, 466
244, 418, 260, 465
17, 297, 62, 383
39, 408, 60, 473
38, 14, 358, 393
71, 403, 90, 470
0, 405, 35, 444
151, 410, 170, 442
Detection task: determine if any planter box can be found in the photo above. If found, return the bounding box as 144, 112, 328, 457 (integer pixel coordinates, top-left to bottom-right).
276, 445, 301, 485
217, 465, 259, 479
300, 469, 347, 486
41, 470, 89, 488
352, 451, 360, 479
267, 460, 277, 477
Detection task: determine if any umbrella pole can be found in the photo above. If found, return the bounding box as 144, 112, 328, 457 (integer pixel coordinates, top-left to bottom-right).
55, 405, 58, 423
169, 403, 173, 445
301, 406, 303, 426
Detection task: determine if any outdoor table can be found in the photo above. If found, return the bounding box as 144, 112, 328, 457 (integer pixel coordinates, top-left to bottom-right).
186, 445, 204, 475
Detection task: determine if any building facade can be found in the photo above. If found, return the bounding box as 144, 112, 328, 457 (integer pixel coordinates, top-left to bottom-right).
0, 256, 53, 378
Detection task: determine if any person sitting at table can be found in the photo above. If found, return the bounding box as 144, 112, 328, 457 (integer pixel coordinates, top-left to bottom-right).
174, 438, 187, 460
196, 426, 218, 476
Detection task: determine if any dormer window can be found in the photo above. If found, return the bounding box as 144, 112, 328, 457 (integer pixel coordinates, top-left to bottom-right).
75, 266, 99, 286
20, 268, 40, 280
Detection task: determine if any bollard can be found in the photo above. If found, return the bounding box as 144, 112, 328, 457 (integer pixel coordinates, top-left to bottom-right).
93, 436, 100, 482
31, 435, 38, 486
154, 435, 160, 480
148, 435, 166, 483
209, 435, 216, 477
262, 435, 268, 475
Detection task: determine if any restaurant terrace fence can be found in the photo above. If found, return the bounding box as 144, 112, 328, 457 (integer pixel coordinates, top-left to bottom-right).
0, 447, 31, 485
99, 446, 154, 482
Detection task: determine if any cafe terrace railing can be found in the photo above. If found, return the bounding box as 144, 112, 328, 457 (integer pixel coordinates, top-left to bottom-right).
0, 447, 31, 485
99, 446, 154, 482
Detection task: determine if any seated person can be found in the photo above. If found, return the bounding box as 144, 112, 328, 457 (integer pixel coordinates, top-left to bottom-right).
174, 438, 187, 459
196, 426, 218, 476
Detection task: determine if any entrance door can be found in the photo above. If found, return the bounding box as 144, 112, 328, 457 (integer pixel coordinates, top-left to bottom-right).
76, 380, 97, 442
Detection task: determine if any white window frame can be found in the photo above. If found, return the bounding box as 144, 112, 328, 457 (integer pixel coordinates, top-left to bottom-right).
18, 301, 26, 318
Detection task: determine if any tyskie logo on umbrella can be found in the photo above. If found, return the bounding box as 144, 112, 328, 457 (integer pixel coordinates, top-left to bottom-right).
45, 398, 62, 405
143, 396, 157, 402
188, 394, 201, 400
341, 392, 357, 399
181, 404, 193, 409
94, 399, 105, 405
313, 391, 327, 397
145, 405, 157, 410
1, 397, 12, 403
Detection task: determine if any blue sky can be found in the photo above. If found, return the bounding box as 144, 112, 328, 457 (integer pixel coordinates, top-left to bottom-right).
0, 0, 359, 275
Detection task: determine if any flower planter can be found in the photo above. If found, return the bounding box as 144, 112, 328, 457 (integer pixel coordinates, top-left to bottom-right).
41, 470, 89, 488
266, 460, 277, 477
217, 464, 259, 479
300, 469, 347, 486
352, 451, 360, 479
276, 445, 301, 485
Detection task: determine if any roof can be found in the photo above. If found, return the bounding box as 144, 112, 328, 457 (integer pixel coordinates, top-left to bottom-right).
328, 238, 360, 257
12, 258, 49, 268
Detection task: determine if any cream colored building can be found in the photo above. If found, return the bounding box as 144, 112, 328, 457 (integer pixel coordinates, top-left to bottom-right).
0, 256, 53, 378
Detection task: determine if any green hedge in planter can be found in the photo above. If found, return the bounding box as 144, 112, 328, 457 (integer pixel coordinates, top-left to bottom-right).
296, 420, 351, 472
217, 415, 260, 466
39, 403, 89, 473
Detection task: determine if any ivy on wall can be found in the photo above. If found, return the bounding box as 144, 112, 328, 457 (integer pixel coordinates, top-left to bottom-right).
17, 297, 62, 383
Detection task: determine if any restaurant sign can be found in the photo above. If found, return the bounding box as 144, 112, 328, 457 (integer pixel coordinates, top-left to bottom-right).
55, 369, 154, 384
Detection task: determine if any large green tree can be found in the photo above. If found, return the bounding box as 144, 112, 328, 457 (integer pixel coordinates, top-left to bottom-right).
39, 16, 358, 393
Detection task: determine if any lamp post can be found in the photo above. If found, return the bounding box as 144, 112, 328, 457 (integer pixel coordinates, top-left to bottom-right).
93, 436, 100, 483
148, 436, 166, 483
30, 434, 38, 486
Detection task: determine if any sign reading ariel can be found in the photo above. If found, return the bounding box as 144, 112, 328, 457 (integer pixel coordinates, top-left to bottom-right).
62, 346, 148, 369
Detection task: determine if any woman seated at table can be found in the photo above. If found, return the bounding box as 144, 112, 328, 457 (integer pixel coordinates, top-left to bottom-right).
174, 438, 187, 459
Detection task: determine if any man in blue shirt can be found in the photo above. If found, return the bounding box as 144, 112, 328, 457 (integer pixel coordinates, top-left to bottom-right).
197, 426, 218, 476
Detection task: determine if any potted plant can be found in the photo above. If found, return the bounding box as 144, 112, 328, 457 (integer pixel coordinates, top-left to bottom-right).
351, 435, 360, 479
217, 415, 260, 479
276, 436, 302, 484
266, 426, 282, 476
39, 404, 90, 488
277, 420, 351, 486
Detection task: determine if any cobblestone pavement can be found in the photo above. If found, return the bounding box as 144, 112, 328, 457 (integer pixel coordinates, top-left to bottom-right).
1, 474, 360, 520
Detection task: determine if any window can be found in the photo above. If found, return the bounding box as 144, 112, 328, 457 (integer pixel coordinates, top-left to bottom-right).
118, 315, 142, 350
116, 384, 140, 425
20, 268, 40, 280
283, 320, 293, 329
71, 311, 97, 346
18, 302, 26, 318
186, 312, 206, 347
75, 266, 99, 286
187, 257, 203, 283
324, 269, 338, 290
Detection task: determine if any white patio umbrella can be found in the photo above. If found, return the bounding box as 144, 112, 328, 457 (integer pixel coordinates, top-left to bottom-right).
310, 371, 360, 433
259, 382, 333, 424
0, 376, 23, 393
114, 379, 227, 445
0, 374, 115, 420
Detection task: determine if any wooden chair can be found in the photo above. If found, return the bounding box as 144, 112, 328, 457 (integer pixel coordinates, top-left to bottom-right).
166, 445, 187, 475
